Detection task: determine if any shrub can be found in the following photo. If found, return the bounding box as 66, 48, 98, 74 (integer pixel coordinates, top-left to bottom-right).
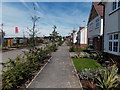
79, 69, 98, 81
47, 44, 58, 52
66, 41, 71, 46
79, 69, 99, 89
2, 56, 33, 90
96, 65, 119, 90
89, 51, 114, 65
58, 41, 64, 46
69, 46, 77, 52
2, 43, 58, 89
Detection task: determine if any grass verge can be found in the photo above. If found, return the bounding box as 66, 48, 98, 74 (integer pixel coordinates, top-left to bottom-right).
72, 58, 101, 70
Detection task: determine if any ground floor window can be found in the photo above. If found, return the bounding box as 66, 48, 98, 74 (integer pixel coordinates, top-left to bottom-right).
109, 42, 112, 51
108, 33, 119, 54
113, 42, 118, 52
88, 38, 93, 45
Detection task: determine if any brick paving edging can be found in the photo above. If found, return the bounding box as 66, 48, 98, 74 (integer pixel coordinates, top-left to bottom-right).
26, 57, 52, 88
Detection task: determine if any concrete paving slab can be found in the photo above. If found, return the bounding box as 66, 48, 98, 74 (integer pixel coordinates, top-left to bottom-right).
28, 43, 82, 89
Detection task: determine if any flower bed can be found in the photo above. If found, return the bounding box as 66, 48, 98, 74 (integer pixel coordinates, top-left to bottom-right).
72, 58, 120, 89
1, 43, 60, 89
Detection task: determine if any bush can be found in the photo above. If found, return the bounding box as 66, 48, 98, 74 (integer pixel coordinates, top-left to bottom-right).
69, 46, 77, 52
2, 56, 33, 90
58, 41, 64, 46
96, 65, 119, 89
2, 43, 58, 89
47, 44, 58, 52
89, 51, 114, 65
79, 69, 98, 81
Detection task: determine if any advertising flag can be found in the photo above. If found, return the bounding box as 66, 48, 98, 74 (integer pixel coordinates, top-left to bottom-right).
15, 27, 18, 33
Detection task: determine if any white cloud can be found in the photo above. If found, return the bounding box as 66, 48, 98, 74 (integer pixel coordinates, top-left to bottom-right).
2, 2, 90, 37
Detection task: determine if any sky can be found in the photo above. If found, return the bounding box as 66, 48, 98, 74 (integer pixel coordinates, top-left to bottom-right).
1, 2, 92, 37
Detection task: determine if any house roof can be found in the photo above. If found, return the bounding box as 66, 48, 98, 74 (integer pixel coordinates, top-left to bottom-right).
93, 2, 103, 17
79, 27, 85, 30
88, 2, 103, 24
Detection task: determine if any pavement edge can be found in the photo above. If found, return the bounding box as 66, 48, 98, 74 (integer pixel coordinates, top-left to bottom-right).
26, 57, 52, 88
69, 50, 83, 90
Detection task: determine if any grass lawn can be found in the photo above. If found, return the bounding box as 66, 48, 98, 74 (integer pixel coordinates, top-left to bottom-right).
72, 58, 101, 70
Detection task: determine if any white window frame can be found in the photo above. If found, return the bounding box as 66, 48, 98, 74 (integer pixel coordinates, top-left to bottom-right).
89, 38, 93, 45
108, 33, 119, 55
112, 1, 117, 10
112, 0, 120, 11
89, 23, 93, 31
109, 34, 113, 51
95, 18, 99, 28
118, 0, 120, 7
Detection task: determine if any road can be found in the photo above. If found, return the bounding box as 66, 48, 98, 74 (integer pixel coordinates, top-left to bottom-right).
2, 44, 47, 63
28, 43, 81, 88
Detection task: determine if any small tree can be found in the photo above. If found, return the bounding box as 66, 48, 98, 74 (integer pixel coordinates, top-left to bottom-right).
27, 3, 40, 48
50, 25, 59, 42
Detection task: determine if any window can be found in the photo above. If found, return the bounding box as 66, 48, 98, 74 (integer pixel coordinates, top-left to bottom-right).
96, 18, 99, 28
109, 34, 113, 51
89, 38, 93, 45
119, 42, 120, 52
113, 42, 118, 52
112, 0, 120, 11
114, 34, 118, 39
118, 0, 120, 7
109, 42, 112, 51
109, 34, 112, 40
108, 33, 119, 54
89, 23, 93, 31
113, 2, 117, 10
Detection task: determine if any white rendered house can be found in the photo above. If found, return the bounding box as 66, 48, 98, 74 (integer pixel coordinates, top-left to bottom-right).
71, 30, 78, 44
101, 0, 120, 56
77, 27, 88, 48
87, 2, 104, 51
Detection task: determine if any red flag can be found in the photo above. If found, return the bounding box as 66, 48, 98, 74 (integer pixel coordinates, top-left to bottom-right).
15, 27, 18, 33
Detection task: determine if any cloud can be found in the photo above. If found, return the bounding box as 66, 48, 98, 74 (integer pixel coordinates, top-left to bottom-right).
2, 2, 91, 37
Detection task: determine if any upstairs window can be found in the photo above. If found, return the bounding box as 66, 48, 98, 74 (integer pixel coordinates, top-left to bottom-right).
96, 18, 99, 28
118, 0, 120, 7
112, 2, 117, 10
112, 0, 120, 11
89, 23, 93, 31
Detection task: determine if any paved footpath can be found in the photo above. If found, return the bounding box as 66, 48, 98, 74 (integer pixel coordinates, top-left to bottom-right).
28, 43, 82, 88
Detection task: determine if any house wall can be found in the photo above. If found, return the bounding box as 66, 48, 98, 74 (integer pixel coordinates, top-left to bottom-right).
72, 31, 77, 44
88, 16, 103, 39
88, 15, 103, 51
104, 2, 120, 56
80, 27, 88, 44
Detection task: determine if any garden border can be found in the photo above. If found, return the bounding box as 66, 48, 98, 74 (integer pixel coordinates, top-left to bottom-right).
69, 52, 83, 89
26, 57, 52, 88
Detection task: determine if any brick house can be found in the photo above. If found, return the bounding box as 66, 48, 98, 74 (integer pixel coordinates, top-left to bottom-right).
87, 2, 104, 51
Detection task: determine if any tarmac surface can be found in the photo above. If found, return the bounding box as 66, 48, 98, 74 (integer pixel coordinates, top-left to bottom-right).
28, 43, 81, 88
